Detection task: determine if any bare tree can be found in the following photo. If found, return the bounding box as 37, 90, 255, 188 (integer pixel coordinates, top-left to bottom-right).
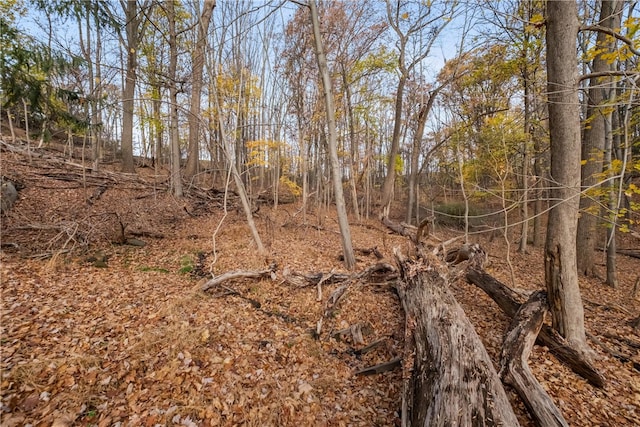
379, 0, 456, 214
119, 0, 147, 173
576, 0, 624, 277
406, 85, 443, 224
544, 0, 590, 355
167, 0, 183, 197
185, 0, 216, 180
309, 0, 356, 270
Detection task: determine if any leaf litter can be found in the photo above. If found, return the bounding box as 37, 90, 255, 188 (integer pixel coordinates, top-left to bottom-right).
1, 151, 639, 426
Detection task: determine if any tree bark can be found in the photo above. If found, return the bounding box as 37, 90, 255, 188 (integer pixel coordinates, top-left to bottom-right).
309, 0, 356, 269
341, 67, 361, 221
465, 268, 605, 388
395, 250, 520, 427
168, 0, 183, 197
545, 0, 590, 355
121, 0, 139, 174
406, 88, 440, 224
185, 0, 216, 179
380, 67, 406, 212
499, 290, 569, 427
576, 0, 624, 276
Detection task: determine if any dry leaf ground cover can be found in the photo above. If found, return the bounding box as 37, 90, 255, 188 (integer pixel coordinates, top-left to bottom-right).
1, 146, 640, 426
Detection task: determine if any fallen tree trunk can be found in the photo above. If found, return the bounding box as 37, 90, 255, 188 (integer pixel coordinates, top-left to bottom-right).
466, 268, 605, 388
616, 249, 640, 259
394, 249, 520, 427
499, 291, 569, 427
381, 216, 417, 239
201, 264, 277, 292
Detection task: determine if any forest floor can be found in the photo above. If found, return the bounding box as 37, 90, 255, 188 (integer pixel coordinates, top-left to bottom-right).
1, 140, 640, 427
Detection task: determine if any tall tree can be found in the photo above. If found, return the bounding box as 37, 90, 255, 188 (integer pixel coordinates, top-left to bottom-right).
185, 0, 216, 179
379, 0, 456, 214
309, 0, 356, 270
544, 0, 590, 355
75, 0, 108, 170
406, 85, 441, 224
329, 0, 387, 221
120, 0, 145, 173
167, 0, 183, 196
576, 0, 624, 277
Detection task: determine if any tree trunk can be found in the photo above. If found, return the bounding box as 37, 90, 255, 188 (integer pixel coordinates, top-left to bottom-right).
152, 89, 162, 173
380, 69, 406, 212
121, 0, 138, 174
394, 250, 520, 427
406, 86, 440, 225
498, 291, 569, 427
544, 0, 590, 355
518, 56, 532, 253
185, 0, 216, 179
168, 0, 183, 197
576, 0, 623, 276
605, 107, 619, 287
342, 68, 361, 222
532, 136, 545, 247
465, 268, 605, 388
309, 0, 356, 270
93, 1, 102, 171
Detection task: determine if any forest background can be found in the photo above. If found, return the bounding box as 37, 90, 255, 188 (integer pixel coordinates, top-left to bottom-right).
2, 0, 639, 270
1, 0, 640, 426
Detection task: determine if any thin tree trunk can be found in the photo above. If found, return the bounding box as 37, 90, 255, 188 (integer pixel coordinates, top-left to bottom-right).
342, 68, 361, 221
168, 0, 183, 197
519, 58, 532, 253
406, 104, 425, 224
92, 2, 103, 170
309, 0, 356, 269
381, 73, 406, 212
186, 0, 216, 179
121, 0, 138, 174
604, 115, 617, 287
22, 99, 30, 149
153, 92, 162, 173
533, 135, 545, 247
407, 88, 439, 224
6, 110, 16, 143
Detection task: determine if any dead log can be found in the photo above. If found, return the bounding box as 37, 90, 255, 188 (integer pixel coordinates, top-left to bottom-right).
587, 332, 631, 364
381, 216, 417, 239
395, 249, 520, 427
354, 357, 402, 376
499, 291, 569, 427
615, 249, 640, 259
282, 263, 396, 288
201, 264, 277, 292
466, 268, 605, 388
282, 268, 350, 288
354, 338, 386, 355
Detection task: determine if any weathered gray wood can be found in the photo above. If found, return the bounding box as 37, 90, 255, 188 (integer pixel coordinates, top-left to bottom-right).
499, 291, 569, 427
466, 268, 605, 388
395, 250, 520, 427
382, 216, 417, 239
354, 357, 402, 376
201, 267, 275, 292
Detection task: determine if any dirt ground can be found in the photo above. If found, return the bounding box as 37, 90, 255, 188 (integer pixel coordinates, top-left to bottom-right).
1, 142, 639, 426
